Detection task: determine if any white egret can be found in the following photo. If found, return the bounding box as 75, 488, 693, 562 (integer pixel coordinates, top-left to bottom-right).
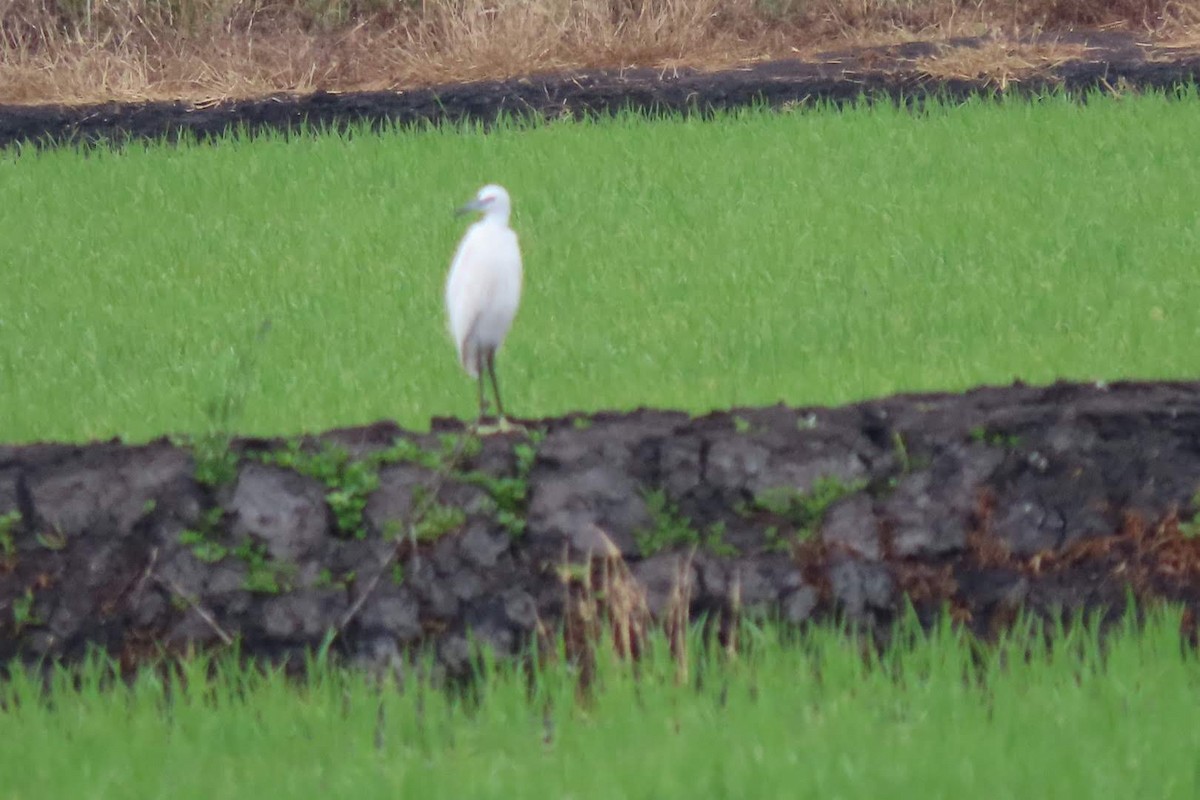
444, 184, 523, 432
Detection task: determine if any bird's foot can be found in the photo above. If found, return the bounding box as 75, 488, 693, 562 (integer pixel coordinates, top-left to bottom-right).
472, 416, 524, 436
497, 416, 525, 434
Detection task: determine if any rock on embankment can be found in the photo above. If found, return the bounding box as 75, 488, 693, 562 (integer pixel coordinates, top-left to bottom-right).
1, 380, 1199, 675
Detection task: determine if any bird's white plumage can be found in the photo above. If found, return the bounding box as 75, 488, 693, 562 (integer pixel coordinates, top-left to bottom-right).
444, 185, 523, 379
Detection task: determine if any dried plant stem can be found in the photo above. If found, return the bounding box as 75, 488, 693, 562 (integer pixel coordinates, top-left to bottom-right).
1, 0, 1197, 105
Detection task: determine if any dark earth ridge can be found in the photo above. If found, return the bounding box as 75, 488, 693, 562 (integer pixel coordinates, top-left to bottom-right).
2, 32, 1199, 149
2, 380, 1200, 676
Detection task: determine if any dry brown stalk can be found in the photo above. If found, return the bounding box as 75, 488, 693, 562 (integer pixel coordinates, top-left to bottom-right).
553, 525, 713, 691
1, 0, 1198, 105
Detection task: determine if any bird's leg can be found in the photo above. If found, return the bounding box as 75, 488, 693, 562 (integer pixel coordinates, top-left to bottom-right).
471, 351, 504, 435
485, 352, 523, 434
476, 370, 488, 424
486, 350, 506, 422
471, 351, 522, 436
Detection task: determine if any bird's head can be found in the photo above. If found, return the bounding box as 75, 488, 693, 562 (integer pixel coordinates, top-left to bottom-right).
456, 184, 512, 224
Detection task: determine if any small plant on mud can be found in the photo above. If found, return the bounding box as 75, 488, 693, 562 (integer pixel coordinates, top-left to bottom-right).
35, 530, 67, 551
458, 430, 542, 537
382, 437, 441, 470
257, 440, 381, 539
10, 589, 41, 632
635, 490, 738, 556
186, 320, 272, 488
406, 486, 468, 542
0, 510, 21, 561
259, 432, 495, 541
316, 568, 356, 590
178, 530, 227, 563
460, 470, 526, 534
703, 520, 738, 557
179, 507, 229, 563
969, 426, 1020, 449
762, 525, 789, 553
635, 489, 700, 556
743, 476, 866, 541
325, 463, 379, 538
234, 540, 293, 594
514, 437, 540, 472
384, 433, 483, 471
189, 433, 241, 488
892, 432, 911, 473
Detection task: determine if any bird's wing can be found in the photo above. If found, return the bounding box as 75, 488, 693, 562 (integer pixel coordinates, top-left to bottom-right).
445, 225, 501, 376
487, 230, 523, 324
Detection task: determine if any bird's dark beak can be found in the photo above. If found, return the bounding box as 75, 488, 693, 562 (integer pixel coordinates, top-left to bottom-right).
455, 198, 485, 217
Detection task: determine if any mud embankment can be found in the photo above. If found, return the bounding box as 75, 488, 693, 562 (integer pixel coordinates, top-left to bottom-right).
2, 33, 1199, 150
2, 380, 1199, 675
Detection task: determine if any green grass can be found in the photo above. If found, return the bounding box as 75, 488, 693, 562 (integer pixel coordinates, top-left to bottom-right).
1, 610, 1198, 797
2, 92, 1199, 443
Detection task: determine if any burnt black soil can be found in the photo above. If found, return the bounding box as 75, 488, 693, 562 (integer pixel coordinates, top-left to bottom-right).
2, 380, 1200, 676
1, 31, 1199, 150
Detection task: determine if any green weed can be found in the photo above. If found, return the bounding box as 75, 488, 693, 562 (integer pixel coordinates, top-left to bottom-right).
179, 507, 229, 563
9, 589, 40, 632
181, 320, 271, 487
762, 524, 789, 553
256, 440, 381, 539
234, 540, 293, 595
0, 510, 20, 560
745, 476, 866, 541
634, 494, 737, 557
969, 426, 1021, 448
315, 568, 355, 590
635, 489, 699, 556
892, 432, 911, 473
35, 531, 67, 551
409, 487, 467, 542
703, 520, 738, 557
186, 432, 240, 488
458, 432, 541, 537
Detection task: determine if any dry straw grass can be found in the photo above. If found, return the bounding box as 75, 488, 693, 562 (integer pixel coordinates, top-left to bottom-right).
915, 39, 1091, 88
551, 525, 700, 689
1, 0, 1198, 105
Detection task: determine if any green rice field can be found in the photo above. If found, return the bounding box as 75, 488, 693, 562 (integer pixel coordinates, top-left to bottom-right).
1, 612, 1197, 798
1, 92, 1198, 443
